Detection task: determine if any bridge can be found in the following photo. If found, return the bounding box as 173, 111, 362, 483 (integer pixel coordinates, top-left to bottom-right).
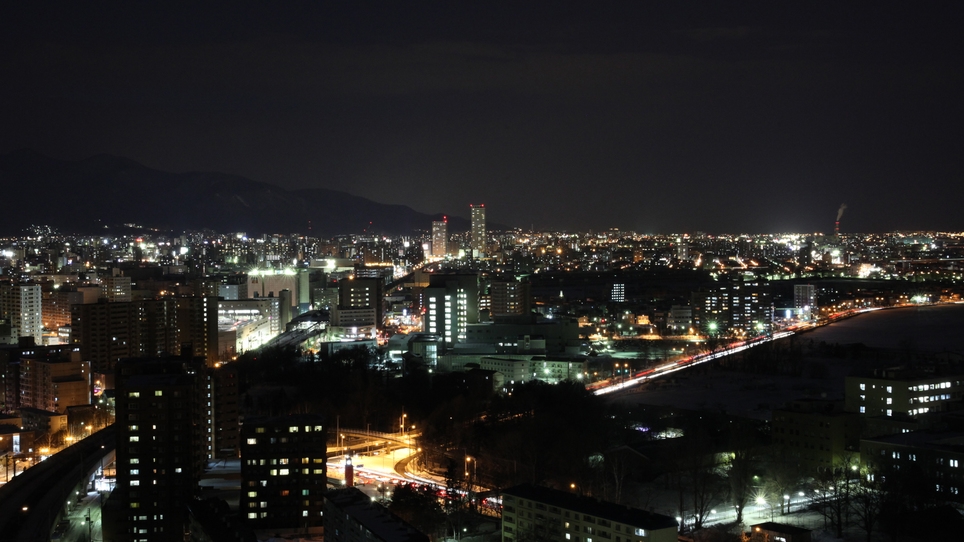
0, 425, 115, 542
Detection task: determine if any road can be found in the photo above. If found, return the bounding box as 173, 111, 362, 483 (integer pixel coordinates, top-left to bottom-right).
591, 307, 887, 396
57, 490, 105, 542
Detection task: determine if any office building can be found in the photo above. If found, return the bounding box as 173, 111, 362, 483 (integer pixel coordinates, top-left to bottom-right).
501, 484, 677, 542
334, 277, 383, 328
422, 273, 479, 348
325, 487, 429, 542
240, 413, 327, 530
860, 431, 964, 504
431, 219, 448, 258
470, 204, 486, 257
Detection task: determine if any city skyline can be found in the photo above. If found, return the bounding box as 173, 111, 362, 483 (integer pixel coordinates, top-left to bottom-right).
2, 2, 962, 234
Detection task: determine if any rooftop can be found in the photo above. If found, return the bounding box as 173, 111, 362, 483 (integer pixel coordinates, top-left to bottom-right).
502, 484, 677, 531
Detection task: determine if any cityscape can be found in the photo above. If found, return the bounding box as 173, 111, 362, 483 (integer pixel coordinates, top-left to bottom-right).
2, 3, 963, 542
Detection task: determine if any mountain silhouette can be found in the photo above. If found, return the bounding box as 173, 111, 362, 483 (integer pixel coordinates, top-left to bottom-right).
0, 150, 492, 236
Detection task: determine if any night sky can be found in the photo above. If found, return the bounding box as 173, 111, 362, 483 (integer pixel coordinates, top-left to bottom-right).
2, 2, 962, 234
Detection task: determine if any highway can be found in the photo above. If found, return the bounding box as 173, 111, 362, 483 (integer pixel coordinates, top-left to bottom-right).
591, 308, 885, 396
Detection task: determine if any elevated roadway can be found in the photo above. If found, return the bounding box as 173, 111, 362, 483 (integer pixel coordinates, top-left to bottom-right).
0, 425, 115, 542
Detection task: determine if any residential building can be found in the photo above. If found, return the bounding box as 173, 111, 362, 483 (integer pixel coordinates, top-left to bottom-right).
240, 413, 327, 530
19, 356, 91, 413
470, 204, 486, 257
490, 279, 530, 320
845, 368, 964, 418
107, 358, 205, 542
501, 484, 677, 542
325, 486, 429, 542
771, 399, 861, 473
431, 219, 448, 258
0, 284, 42, 344
793, 284, 817, 320
860, 431, 964, 503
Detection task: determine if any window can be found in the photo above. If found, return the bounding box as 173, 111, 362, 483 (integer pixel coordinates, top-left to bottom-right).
951, 459, 959, 468
859, 383, 866, 391
129, 392, 140, 398
246, 438, 257, 445
859, 406, 866, 413
247, 491, 257, 497
154, 390, 163, 396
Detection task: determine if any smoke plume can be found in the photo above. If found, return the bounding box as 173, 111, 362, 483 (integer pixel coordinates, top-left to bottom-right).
837, 204, 847, 221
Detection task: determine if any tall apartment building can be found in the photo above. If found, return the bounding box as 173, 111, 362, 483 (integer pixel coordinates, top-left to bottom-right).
42, 288, 88, 330
106, 358, 205, 542
691, 277, 772, 336
240, 414, 327, 530
19, 356, 91, 413
422, 273, 479, 348
501, 484, 677, 542
490, 279, 530, 320
431, 219, 448, 258
470, 204, 486, 257
793, 284, 817, 320
71, 296, 219, 378
0, 284, 42, 344
102, 275, 133, 303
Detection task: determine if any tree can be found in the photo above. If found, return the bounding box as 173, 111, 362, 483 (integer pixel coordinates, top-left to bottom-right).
389, 483, 446, 540
809, 453, 859, 538
850, 474, 884, 542
726, 448, 754, 524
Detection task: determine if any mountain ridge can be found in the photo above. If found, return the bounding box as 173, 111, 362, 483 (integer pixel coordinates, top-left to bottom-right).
0, 150, 492, 236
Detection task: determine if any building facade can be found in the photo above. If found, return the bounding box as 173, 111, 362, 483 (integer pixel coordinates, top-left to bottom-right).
501, 484, 677, 542
240, 414, 327, 530
431, 219, 448, 258
470, 204, 486, 257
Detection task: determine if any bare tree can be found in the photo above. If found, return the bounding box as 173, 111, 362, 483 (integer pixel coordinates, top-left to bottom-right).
850, 473, 884, 542
726, 448, 754, 524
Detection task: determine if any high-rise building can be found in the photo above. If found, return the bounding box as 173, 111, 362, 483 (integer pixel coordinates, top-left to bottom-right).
101, 275, 133, 303
470, 204, 486, 257
422, 273, 479, 348
793, 284, 817, 320
107, 357, 205, 542
489, 279, 530, 319
241, 414, 327, 531
71, 296, 219, 379
431, 218, 448, 258
336, 277, 383, 328
19, 356, 90, 413
691, 277, 772, 336
0, 284, 42, 344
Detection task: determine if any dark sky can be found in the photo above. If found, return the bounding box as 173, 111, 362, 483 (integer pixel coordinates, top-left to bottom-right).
2, 2, 962, 233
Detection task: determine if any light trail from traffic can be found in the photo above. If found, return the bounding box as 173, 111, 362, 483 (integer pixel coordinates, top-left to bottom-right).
593, 307, 884, 396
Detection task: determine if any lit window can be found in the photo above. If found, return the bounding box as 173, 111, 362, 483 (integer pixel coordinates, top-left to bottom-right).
155, 390, 163, 397
247, 438, 257, 445
129, 392, 140, 398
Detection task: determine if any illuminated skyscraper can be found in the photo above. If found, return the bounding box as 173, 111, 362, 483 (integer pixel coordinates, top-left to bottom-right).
470, 204, 486, 256
431, 218, 448, 258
